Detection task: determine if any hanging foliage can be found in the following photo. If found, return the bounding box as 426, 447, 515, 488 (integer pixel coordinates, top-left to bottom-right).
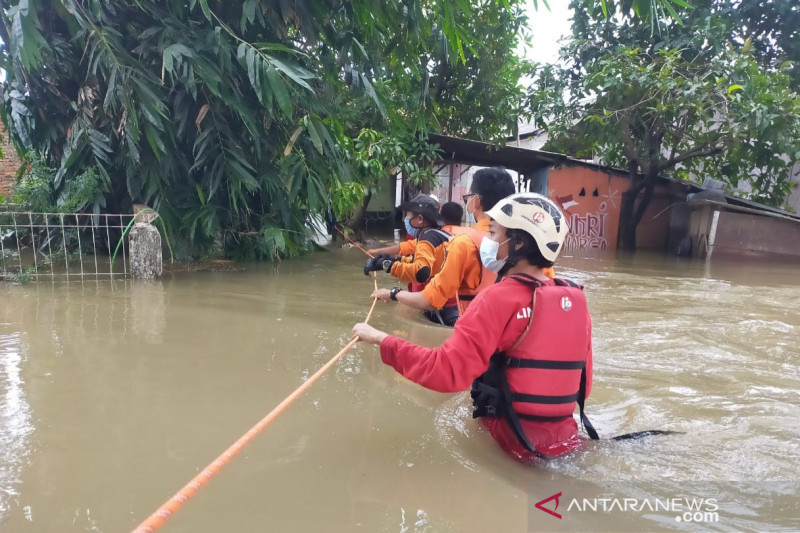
0, 0, 532, 259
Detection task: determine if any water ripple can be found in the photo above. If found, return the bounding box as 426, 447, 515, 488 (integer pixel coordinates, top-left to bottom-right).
0, 333, 33, 522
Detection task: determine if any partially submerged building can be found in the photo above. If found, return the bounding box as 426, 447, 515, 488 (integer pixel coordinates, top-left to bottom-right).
367, 133, 800, 262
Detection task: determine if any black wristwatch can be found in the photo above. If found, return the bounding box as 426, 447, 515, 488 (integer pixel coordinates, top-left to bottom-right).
382, 259, 394, 272
389, 287, 403, 301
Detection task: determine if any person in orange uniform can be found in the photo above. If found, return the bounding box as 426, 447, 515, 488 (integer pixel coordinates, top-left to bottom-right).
367, 194, 441, 259
369, 167, 516, 316
369, 199, 462, 278
353, 193, 591, 462
440, 201, 463, 232
363, 194, 458, 326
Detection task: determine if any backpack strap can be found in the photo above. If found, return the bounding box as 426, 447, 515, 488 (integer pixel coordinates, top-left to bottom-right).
419, 228, 452, 247
577, 367, 600, 440
553, 277, 583, 290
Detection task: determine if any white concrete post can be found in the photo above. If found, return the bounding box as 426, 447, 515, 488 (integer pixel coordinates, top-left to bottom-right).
129, 222, 162, 279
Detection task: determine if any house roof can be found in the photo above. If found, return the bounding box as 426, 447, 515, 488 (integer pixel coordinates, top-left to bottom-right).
428, 133, 565, 173
429, 132, 634, 177
428, 133, 800, 222
690, 198, 800, 223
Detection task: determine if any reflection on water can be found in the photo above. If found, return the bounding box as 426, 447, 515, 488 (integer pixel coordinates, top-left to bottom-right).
0, 249, 798, 532
0, 332, 33, 522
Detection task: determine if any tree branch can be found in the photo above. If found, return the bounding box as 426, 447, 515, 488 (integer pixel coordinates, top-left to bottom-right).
620, 112, 641, 169
661, 142, 725, 171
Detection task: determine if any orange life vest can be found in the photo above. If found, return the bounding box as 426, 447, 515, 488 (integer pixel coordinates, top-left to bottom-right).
406, 229, 456, 309
447, 226, 498, 315
471, 275, 596, 453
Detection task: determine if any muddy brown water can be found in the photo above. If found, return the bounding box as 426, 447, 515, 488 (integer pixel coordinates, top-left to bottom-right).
1, 247, 798, 532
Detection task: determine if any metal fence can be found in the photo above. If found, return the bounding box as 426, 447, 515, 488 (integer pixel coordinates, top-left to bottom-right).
0, 211, 135, 282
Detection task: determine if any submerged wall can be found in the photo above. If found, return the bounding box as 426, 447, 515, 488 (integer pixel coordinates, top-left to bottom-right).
685, 204, 800, 261
713, 210, 800, 260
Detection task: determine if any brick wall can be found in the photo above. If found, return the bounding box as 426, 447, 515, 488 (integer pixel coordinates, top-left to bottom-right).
0, 122, 23, 197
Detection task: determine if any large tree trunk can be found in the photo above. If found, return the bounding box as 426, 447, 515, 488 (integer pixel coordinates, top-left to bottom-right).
345, 191, 372, 239
618, 158, 642, 251
618, 188, 639, 251
618, 170, 658, 251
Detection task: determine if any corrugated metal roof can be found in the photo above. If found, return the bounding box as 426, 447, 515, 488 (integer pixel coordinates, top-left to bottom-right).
428, 133, 563, 172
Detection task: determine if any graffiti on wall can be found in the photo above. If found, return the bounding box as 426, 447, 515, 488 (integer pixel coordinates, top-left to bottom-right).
554, 192, 612, 251
564, 208, 609, 250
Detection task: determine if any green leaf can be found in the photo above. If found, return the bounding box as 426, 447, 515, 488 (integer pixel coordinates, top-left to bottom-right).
87, 128, 112, 164
241, 0, 256, 29
727, 84, 743, 95
306, 118, 325, 154
255, 42, 306, 56
662, 1, 683, 26
196, 0, 213, 21
162, 43, 193, 75
264, 54, 315, 92
144, 125, 166, 161
360, 73, 386, 118
266, 66, 292, 119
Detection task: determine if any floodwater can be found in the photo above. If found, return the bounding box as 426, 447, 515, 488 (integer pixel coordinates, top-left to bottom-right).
0, 245, 798, 533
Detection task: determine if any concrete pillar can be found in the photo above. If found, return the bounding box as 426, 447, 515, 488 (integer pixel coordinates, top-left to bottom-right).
129, 223, 162, 279
525, 168, 549, 195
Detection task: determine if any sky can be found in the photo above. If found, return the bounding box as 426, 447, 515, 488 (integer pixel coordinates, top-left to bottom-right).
520, 1, 574, 65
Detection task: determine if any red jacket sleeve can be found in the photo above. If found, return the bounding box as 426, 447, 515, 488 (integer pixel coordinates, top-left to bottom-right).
378, 285, 512, 393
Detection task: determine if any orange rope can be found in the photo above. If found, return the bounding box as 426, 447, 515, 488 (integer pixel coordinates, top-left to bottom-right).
333, 225, 375, 258
132, 274, 380, 533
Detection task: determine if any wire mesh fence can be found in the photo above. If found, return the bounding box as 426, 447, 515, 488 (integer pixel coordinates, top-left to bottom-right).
0, 211, 135, 282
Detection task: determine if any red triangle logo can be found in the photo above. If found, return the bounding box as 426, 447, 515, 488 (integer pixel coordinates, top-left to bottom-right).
535, 492, 562, 519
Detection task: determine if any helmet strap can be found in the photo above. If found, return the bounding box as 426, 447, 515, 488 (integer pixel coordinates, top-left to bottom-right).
501, 231, 542, 274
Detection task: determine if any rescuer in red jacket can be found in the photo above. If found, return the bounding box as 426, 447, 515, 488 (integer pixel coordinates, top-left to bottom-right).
352, 192, 592, 463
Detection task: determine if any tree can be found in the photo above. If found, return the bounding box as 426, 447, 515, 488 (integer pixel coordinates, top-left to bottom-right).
0, 0, 531, 259
526, 0, 800, 251
709, 0, 800, 89
0, 0, 708, 259
580, 0, 696, 22
528, 43, 800, 250
330, 129, 441, 235
565, 0, 800, 90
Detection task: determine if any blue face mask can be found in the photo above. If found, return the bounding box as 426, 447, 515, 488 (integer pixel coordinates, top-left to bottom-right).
465, 195, 477, 224
465, 209, 476, 225
404, 218, 420, 238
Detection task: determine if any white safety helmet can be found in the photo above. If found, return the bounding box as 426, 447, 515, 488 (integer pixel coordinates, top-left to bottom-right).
484, 193, 569, 262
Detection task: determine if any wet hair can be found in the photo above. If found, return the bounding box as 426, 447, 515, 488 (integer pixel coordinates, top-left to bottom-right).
471, 167, 515, 211
440, 202, 463, 226
500, 228, 554, 273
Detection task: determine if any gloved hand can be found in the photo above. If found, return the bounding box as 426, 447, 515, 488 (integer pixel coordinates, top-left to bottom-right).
381, 256, 400, 273
364, 254, 402, 275
364, 254, 389, 276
